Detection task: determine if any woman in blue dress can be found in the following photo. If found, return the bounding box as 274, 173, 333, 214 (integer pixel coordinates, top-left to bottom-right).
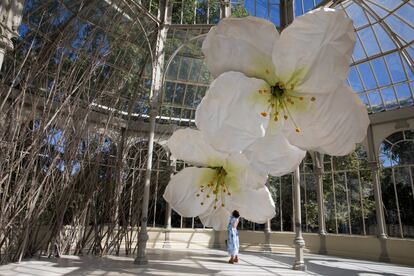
228, 210, 240, 264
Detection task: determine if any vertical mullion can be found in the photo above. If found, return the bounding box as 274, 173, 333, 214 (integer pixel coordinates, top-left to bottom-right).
357, 165, 367, 235
280, 176, 283, 231
254, 0, 257, 16
332, 158, 339, 234
267, 0, 270, 18
303, 171, 308, 232
181, 0, 184, 24
194, 0, 197, 24
207, 0, 210, 24
344, 172, 352, 234
291, 174, 295, 232
408, 165, 414, 202
391, 166, 404, 238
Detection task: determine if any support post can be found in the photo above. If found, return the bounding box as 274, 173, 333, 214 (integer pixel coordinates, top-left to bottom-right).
312, 152, 327, 236
163, 203, 172, 249
263, 219, 272, 252
311, 152, 328, 255
366, 125, 390, 262
292, 167, 306, 271
280, 0, 295, 30
135, 0, 171, 265
163, 162, 174, 249
0, 0, 24, 70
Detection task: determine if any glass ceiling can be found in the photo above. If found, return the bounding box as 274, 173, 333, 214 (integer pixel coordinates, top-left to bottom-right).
161, 0, 414, 124
11, 0, 414, 125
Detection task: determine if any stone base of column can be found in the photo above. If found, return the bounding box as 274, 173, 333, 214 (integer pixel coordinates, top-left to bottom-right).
293, 236, 306, 271
263, 231, 272, 252
292, 262, 307, 271
135, 232, 149, 265
262, 244, 272, 252
163, 229, 171, 249
134, 257, 148, 265
378, 235, 390, 263
319, 233, 328, 255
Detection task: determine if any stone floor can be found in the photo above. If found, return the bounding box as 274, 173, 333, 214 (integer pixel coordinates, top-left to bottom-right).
1, 249, 414, 276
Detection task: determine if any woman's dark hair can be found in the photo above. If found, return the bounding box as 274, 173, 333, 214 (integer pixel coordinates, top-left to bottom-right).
232, 210, 240, 218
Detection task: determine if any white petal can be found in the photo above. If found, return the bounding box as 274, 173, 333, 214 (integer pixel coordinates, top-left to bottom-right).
244, 133, 306, 177
273, 8, 355, 94
224, 153, 268, 190
199, 207, 230, 231
163, 167, 215, 218
203, 16, 279, 84
195, 72, 270, 153
226, 186, 275, 224
167, 128, 227, 166
286, 83, 369, 156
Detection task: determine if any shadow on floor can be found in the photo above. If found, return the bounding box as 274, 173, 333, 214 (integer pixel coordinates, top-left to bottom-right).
253, 251, 411, 276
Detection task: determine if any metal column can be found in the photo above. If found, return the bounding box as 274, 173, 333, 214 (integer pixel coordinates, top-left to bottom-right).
135, 0, 171, 265
367, 125, 390, 262
292, 167, 306, 271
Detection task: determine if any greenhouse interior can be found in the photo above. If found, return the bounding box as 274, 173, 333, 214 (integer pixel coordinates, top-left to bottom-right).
0, 0, 414, 275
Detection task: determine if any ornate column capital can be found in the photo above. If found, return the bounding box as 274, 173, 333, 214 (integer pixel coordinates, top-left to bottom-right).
0, 0, 24, 51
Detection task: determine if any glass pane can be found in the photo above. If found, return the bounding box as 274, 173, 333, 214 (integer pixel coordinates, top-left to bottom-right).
380, 86, 398, 109
385, 14, 414, 43
345, 3, 369, 28
360, 169, 377, 235
353, 35, 367, 61
394, 167, 414, 238
348, 171, 364, 235
395, 4, 414, 27
395, 83, 413, 107
371, 57, 391, 87
348, 66, 364, 92
358, 27, 381, 56
358, 62, 377, 90
381, 168, 401, 237
372, 23, 396, 52
324, 173, 337, 234
374, 0, 402, 11
367, 90, 385, 112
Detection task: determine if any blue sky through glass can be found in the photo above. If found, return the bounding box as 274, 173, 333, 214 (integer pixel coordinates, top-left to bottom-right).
244, 0, 414, 113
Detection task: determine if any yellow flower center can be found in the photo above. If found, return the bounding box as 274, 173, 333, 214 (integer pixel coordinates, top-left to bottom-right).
197, 167, 231, 209
258, 81, 316, 133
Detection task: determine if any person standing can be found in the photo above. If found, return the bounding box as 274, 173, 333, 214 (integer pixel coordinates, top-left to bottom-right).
228, 210, 240, 264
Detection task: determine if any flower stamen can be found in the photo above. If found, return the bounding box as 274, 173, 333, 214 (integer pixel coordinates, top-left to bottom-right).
198, 167, 231, 211
282, 100, 301, 133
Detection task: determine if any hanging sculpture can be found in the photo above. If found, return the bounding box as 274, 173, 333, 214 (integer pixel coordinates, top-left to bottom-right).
163, 128, 275, 230
163, 8, 369, 230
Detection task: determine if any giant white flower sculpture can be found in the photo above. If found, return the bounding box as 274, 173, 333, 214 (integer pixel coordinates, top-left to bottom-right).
163, 128, 276, 230
196, 8, 369, 167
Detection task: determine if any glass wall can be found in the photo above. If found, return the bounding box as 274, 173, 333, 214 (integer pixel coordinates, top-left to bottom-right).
166, 144, 382, 236
380, 130, 414, 238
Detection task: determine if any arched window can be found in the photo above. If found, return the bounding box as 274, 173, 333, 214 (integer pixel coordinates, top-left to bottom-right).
380, 130, 414, 238
123, 141, 170, 228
